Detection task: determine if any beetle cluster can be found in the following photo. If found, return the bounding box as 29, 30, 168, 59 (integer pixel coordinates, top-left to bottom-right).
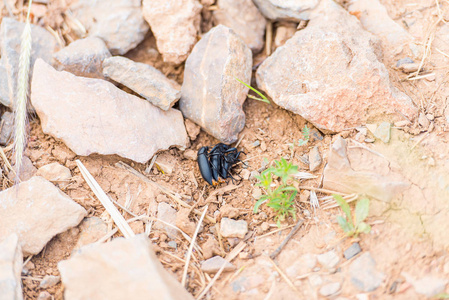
197, 143, 244, 186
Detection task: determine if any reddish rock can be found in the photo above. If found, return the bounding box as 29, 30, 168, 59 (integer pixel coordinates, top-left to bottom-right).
142, 0, 202, 64
256, 0, 417, 132
214, 0, 266, 53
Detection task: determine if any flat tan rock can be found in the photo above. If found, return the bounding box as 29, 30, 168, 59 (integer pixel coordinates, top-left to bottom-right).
0, 234, 23, 300
59, 235, 194, 300
31, 59, 188, 164
0, 177, 86, 256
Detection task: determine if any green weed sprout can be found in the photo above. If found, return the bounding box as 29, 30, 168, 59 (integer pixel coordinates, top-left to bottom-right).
235, 78, 270, 104
298, 125, 310, 146
333, 195, 371, 237
254, 158, 298, 226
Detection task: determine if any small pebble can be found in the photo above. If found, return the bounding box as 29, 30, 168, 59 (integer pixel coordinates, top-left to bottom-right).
319, 282, 341, 297
396, 57, 414, 67
374, 122, 391, 143
220, 218, 248, 238
252, 140, 261, 147
249, 170, 260, 180
308, 146, 322, 172
241, 169, 251, 180
167, 241, 177, 249
317, 250, 340, 269
37, 291, 52, 300
344, 242, 362, 260
183, 149, 197, 161
252, 187, 262, 199
39, 275, 61, 289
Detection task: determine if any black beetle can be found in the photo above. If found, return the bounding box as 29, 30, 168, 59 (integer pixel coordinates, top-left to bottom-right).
197, 143, 244, 185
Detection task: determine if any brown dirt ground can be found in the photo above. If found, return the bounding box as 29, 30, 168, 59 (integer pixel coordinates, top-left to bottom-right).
2, 0, 449, 299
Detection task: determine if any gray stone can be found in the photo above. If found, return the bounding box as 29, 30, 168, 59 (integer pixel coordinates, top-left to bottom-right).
220, 218, 248, 239
53, 37, 111, 78
37, 291, 51, 300
373, 122, 391, 143
31, 59, 188, 164
201, 256, 236, 274
252, 0, 318, 21
309, 146, 322, 171
256, 0, 416, 133
344, 243, 362, 260
349, 252, 385, 292
74, 217, 109, 251
403, 272, 448, 298
155, 203, 178, 239
214, 0, 266, 53
0, 112, 14, 146
396, 58, 414, 67
0, 234, 23, 300
70, 0, 149, 55
285, 253, 317, 278
317, 250, 340, 269
323, 137, 410, 202
36, 162, 72, 182
39, 275, 60, 289
0, 176, 87, 256
0, 17, 58, 108
180, 25, 252, 144
142, 0, 202, 64
320, 282, 341, 297
8, 156, 37, 182
102, 56, 181, 111
59, 235, 194, 300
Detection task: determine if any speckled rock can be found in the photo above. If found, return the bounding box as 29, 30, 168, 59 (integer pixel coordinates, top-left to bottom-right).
103, 56, 181, 110
252, 0, 319, 21
220, 218, 248, 238
256, 0, 417, 132
59, 235, 194, 300
350, 252, 385, 292
0, 17, 58, 108
180, 25, 252, 143
53, 37, 111, 78
70, 0, 149, 55
31, 59, 188, 164
201, 256, 236, 274
214, 0, 266, 53
0, 176, 86, 256
142, 0, 202, 64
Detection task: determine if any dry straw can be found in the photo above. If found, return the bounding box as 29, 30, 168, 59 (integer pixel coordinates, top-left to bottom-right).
14, 0, 33, 183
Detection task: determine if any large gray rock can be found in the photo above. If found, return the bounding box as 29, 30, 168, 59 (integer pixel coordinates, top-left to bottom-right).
252, 0, 319, 21
103, 56, 181, 110
70, 0, 149, 55
53, 37, 111, 78
180, 25, 252, 143
0, 176, 86, 256
0, 234, 23, 300
214, 0, 266, 53
0, 17, 58, 108
31, 59, 188, 164
0, 111, 14, 146
58, 235, 194, 300
256, 0, 417, 132
142, 0, 202, 64
403, 272, 448, 298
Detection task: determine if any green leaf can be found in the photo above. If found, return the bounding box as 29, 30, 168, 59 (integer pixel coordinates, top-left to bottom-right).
302, 125, 310, 140
253, 197, 267, 213
298, 139, 307, 146
355, 198, 370, 226
333, 195, 353, 224
235, 78, 270, 104
337, 216, 353, 233
357, 222, 371, 234
279, 186, 297, 192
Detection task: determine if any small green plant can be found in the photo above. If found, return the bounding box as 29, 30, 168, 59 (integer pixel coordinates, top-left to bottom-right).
333, 195, 371, 237
235, 78, 270, 104
254, 158, 298, 226
297, 125, 310, 146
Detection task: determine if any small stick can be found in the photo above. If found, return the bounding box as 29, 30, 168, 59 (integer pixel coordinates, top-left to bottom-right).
297, 186, 350, 195
267, 256, 301, 295
77, 160, 135, 239
265, 21, 273, 56
270, 219, 304, 259
196, 242, 247, 299
216, 223, 225, 256
256, 224, 295, 240
182, 205, 208, 287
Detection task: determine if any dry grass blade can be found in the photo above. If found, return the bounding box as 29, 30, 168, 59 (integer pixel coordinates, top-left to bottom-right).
14, 0, 33, 184
321, 193, 358, 210
310, 190, 319, 210
293, 172, 317, 180
267, 256, 301, 295
182, 205, 208, 288
76, 159, 135, 239
196, 242, 247, 299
